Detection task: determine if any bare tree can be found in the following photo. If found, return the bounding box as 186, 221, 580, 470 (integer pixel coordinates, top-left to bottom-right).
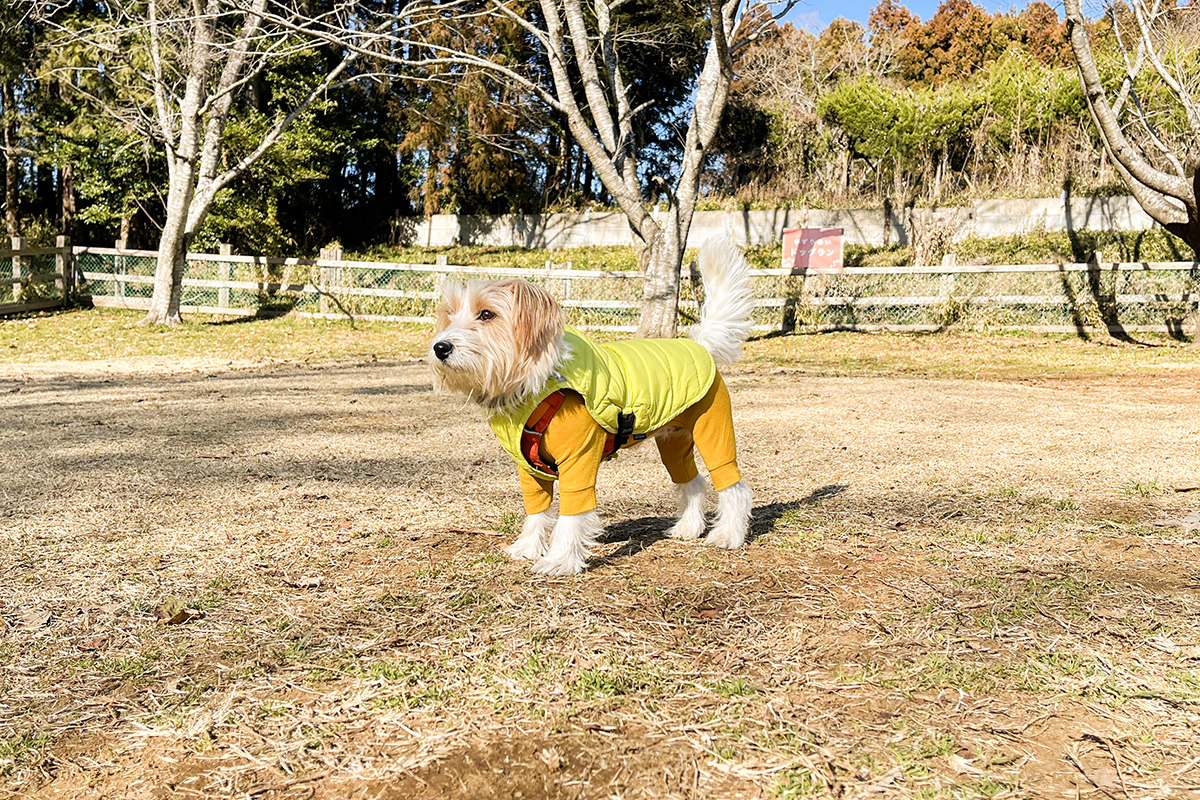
1064, 0, 1200, 256
296, 0, 785, 338
40, 0, 369, 325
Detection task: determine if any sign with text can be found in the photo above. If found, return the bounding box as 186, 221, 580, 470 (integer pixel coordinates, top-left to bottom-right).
782, 227, 844, 272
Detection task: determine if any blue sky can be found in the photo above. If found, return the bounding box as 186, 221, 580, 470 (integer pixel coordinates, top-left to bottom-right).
782, 0, 1046, 30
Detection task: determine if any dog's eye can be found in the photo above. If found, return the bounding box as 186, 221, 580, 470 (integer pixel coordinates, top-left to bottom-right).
477, 309, 496, 321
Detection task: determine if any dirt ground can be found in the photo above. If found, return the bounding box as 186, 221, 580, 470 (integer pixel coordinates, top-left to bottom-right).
2, 342, 1200, 799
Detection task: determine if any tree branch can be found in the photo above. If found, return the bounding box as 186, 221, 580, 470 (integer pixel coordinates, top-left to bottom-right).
1064, 0, 1190, 203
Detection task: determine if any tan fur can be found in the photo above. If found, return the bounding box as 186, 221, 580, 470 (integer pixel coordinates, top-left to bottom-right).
430, 280, 568, 411
509, 281, 565, 375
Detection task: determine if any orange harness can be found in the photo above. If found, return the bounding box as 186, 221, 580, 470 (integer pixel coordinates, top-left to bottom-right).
519, 391, 637, 476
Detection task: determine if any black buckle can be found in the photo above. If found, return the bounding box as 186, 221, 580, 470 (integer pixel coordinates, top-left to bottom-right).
613, 412, 636, 451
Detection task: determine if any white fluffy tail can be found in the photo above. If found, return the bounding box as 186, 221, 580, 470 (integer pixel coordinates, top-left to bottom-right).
688, 236, 755, 366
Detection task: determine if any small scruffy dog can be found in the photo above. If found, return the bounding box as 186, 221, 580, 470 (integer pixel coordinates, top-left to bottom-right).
429, 237, 755, 575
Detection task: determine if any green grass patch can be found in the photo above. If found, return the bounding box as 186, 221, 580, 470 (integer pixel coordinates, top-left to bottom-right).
959, 572, 1101, 631
1122, 477, 1164, 498
447, 591, 496, 611
570, 657, 663, 700
360, 659, 454, 709
514, 649, 565, 684
490, 512, 522, 537
741, 328, 1200, 383
910, 654, 1010, 696
707, 676, 761, 697
350, 243, 642, 273
0, 731, 52, 777
0, 308, 429, 364
93, 649, 165, 682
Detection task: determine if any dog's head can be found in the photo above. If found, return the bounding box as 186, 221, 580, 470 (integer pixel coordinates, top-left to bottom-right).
429, 279, 567, 411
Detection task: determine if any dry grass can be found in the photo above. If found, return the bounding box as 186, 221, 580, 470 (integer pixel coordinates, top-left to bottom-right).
2, 309, 1200, 799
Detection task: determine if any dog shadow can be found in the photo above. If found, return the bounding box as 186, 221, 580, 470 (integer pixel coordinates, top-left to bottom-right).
594, 483, 849, 566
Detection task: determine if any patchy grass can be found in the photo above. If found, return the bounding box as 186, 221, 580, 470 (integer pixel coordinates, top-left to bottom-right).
740, 327, 1200, 383
5, 307, 1199, 385
0, 733, 52, 779
350, 243, 644, 272
2, 316, 1200, 798
0, 307, 429, 364
1122, 477, 1166, 498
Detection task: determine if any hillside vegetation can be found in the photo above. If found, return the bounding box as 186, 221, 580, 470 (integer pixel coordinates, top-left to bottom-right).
2, 0, 1173, 256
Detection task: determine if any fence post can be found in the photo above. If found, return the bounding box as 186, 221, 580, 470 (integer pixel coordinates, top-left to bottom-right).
780, 276, 796, 333
10, 236, 24, 301
115, 238, 127, 301
1089, 250, 1104, 332
55, 235, 73, 300
433, 254, 448, 302
318, 243, 343, 314
218, 243, 232, 310
1192, 261, 1200, 347
317, 262, 328, 314
939, 253, 957, 298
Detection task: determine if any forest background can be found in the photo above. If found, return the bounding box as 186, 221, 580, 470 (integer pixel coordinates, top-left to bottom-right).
0, 0, 1160, 258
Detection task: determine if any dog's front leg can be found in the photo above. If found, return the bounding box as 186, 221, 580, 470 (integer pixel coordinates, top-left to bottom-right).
529, 412, 606, 574
533, 510, 603, 575
509, 470, 557, 560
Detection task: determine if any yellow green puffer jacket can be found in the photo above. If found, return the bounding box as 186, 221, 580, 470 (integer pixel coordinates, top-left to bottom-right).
489, 327, 716, 480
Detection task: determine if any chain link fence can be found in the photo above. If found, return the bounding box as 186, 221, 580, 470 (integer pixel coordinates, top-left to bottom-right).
60, 247, 1200, 336
1, 242, 70, 312
772, 262, 1199, 332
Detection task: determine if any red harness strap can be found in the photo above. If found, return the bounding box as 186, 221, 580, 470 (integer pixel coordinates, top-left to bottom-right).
519, 390, 622, 476
520, 391, 567, 475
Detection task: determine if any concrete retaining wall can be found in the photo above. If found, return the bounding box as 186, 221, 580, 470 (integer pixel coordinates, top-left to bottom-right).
405, 195, 1160, 250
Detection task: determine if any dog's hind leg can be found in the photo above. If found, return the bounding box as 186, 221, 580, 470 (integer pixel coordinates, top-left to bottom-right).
707, 480, 753, 549
533, 510, 603, 575
668, 476, 708, 539
678, 374, 751, 549
505, 510, 555, 560
655, 430, 707, 539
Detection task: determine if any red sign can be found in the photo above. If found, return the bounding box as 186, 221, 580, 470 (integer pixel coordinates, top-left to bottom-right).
782, 228, 843, 272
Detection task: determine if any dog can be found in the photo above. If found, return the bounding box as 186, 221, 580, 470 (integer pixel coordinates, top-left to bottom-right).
428, 237, 755, 575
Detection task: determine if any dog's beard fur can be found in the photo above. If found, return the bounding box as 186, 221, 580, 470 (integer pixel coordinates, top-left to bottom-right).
429, 279, 569, 413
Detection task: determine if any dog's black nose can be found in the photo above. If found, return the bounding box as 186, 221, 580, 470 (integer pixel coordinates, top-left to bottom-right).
433, 341, 454, 361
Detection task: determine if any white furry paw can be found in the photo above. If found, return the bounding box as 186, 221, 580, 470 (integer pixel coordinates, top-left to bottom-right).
707, 481, 752, 550
668, 476, 707, 540
532, 552, 587, 575
533, 510, 602, 575
669, 516, 706, 540
505, 511, 554, 560
505, 537, 544, 560
706, 524, 746, 550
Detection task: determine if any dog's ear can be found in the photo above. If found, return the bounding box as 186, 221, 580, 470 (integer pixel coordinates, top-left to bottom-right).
510, 280, 564, 357
434, 281, 465, 331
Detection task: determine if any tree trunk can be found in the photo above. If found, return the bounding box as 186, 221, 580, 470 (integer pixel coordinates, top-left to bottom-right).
2, 81, 17, 239
636, 228, 683, 340
840, 148, 850, 199
61, 164, 77, 239
36, 162, 54, 214
142, 161, 197, 326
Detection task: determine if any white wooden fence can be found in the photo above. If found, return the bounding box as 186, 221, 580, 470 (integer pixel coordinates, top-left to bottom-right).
0, 237, 76, 315
3, 241, 1198, 336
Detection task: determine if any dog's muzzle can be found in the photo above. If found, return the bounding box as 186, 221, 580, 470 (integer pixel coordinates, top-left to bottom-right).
432, 340, 454, 361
